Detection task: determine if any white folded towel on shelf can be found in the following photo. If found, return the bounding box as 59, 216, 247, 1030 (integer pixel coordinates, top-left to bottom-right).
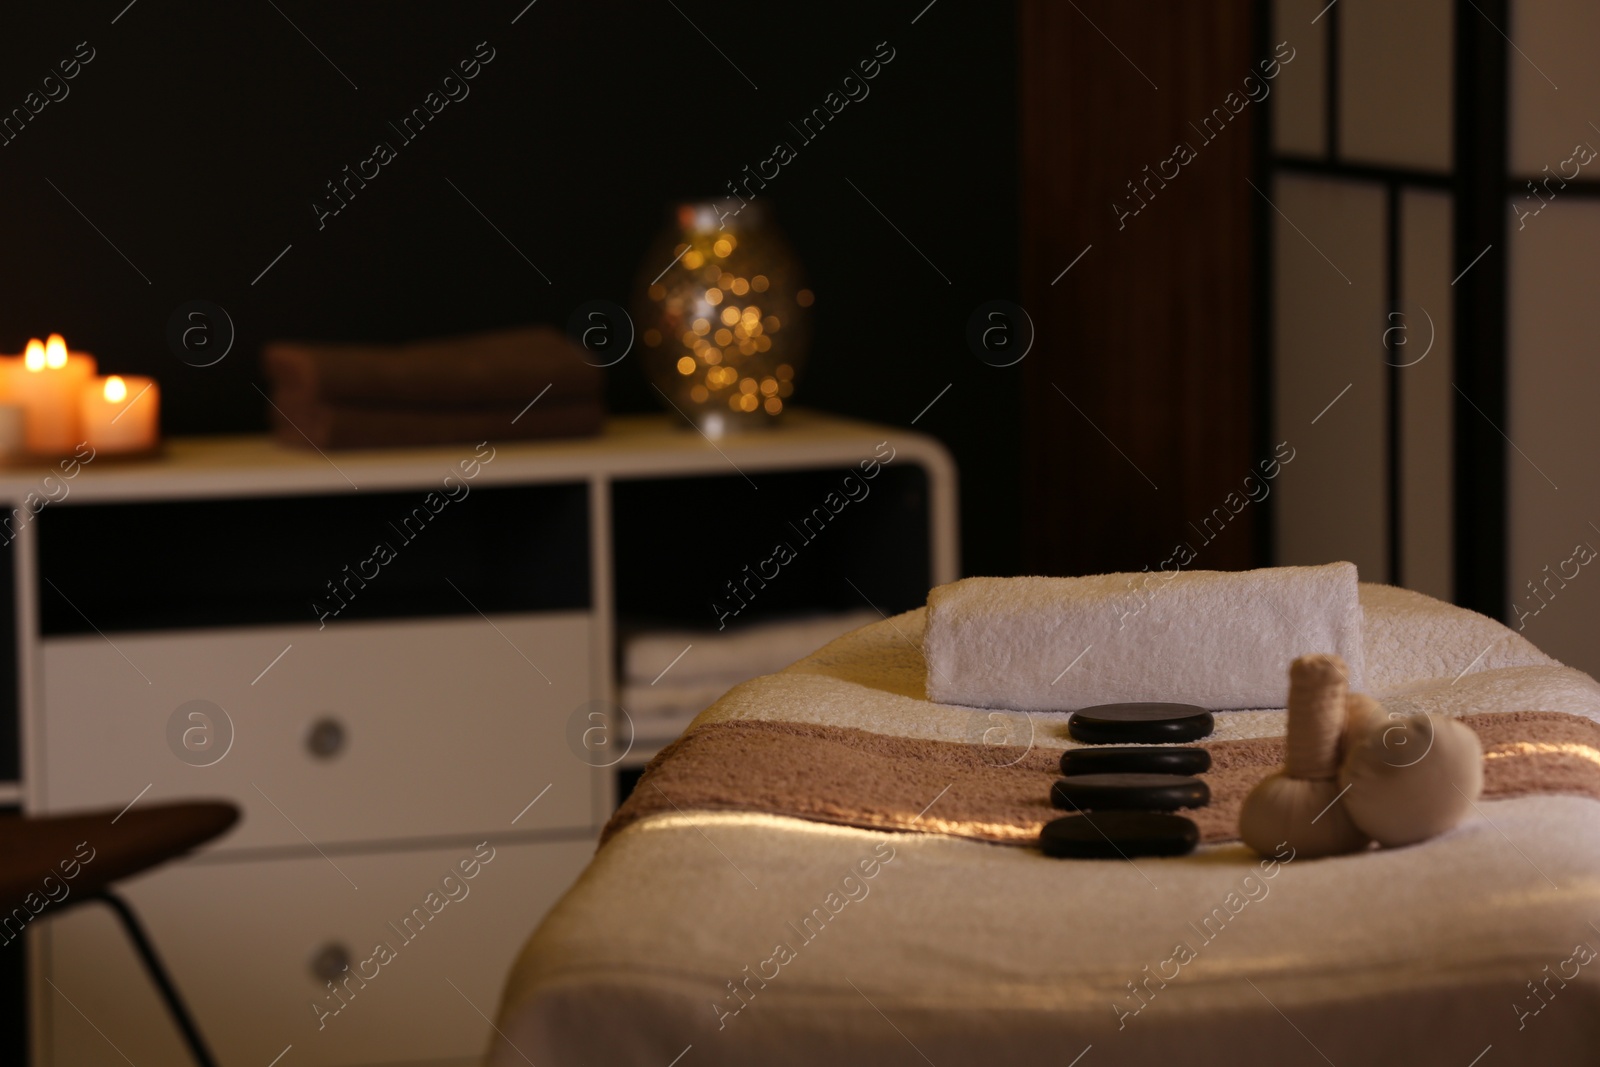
620, 679, 741, 745
622, 610, 879, 686
923, 562, 1365, 712
619, 679, 737, 721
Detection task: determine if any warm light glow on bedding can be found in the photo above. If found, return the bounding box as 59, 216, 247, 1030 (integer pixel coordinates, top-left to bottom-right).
1485, 740, 1600, 768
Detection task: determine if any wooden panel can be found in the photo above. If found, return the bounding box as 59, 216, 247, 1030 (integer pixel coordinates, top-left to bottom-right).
1271, 174, 1388, 578
40, 839, 591, 1066
1506, 198, 1600, 676
1272, 0, 1329, 156
1020, 0, 1262, 576
37, 614, 596, 845
1398, 188, 1455, 600
1339, 0, 1454, 170
1507, 0, 1599, 176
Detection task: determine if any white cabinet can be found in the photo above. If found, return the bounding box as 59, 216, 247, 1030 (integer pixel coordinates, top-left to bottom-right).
7, 412, 957, 1066
23, 478, 606, 1066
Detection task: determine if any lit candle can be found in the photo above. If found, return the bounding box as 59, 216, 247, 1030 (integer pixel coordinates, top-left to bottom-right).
11, 336, 95, 454
0, 353, 24, 459
57, 334, 97, 395
81, 374, 159, 454
0, 405, 24, 461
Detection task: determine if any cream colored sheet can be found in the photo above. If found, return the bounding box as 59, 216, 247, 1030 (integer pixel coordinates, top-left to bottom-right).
491, 585, 1600, 1066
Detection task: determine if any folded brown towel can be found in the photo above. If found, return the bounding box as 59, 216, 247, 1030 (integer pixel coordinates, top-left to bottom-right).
603, 711, 1600, 849
262, 326, 601, 410
269, 397, 603, 449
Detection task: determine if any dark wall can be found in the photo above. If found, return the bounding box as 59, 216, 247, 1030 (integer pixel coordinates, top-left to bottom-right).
0, 1, 1020, 577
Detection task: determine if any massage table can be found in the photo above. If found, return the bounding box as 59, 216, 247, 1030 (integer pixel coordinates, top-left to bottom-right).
489, 584, 1600, 1065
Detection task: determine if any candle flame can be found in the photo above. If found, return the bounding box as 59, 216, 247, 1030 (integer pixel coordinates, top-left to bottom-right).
23, 339, 44, 372
104, 375, 127, 403
44, 334, 67, 369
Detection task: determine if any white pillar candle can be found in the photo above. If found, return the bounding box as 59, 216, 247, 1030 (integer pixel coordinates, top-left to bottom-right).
0, 405, 26, 460
12, 336, 94, 454
81, 374, 159, 453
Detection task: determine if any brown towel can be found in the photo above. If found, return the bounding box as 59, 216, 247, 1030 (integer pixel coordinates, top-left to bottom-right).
268, 397, 603, 449
262, 326, 602, 410
603, 711, 1600, 849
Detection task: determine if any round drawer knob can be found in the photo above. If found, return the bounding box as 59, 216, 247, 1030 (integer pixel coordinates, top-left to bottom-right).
310, 942, 351, 983
306, 717, 346, 759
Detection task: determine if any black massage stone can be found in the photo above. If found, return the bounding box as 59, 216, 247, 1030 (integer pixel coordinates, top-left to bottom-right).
1040, 811, 1200, 859
1049, 773, 1210, 812
1059, 745, 1211, 776
1068, 702, 1214, 745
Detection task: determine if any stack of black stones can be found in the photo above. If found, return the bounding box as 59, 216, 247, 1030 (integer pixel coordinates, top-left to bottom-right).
1041, 703, 1214, 859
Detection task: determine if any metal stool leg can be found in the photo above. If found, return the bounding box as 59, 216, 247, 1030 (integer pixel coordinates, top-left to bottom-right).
92, 891, 219, 1067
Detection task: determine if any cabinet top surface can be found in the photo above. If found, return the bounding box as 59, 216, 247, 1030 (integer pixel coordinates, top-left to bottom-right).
0, 410, 950, 500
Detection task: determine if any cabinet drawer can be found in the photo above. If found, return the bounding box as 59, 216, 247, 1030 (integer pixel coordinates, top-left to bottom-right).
38, 839, 593, 1066
37, 613, 596, 847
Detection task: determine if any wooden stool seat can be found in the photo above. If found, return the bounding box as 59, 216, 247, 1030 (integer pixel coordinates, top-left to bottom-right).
0, 801, 237, 915
2, 800, 238, 1066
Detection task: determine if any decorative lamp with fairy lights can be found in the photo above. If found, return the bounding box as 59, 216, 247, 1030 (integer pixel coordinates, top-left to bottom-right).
635, 202, 812, 437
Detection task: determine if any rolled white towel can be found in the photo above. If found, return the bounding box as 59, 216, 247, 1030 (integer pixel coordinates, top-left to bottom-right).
622, 611, 879, 685
923, 562, 1364, 712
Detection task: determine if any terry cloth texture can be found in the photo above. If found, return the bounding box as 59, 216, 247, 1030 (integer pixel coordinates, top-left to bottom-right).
602, 711, 1600, 848
923, 563, 1365, 711
262, 325, 599, 409
490, 583, 1600, 1067
621, 611, 880, 686
261, 325, 603, 448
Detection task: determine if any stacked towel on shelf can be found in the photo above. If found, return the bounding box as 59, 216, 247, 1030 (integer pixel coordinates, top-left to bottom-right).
620, 611, 879, 743
261, 326, 603, 449
923, 562, 1365, 712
